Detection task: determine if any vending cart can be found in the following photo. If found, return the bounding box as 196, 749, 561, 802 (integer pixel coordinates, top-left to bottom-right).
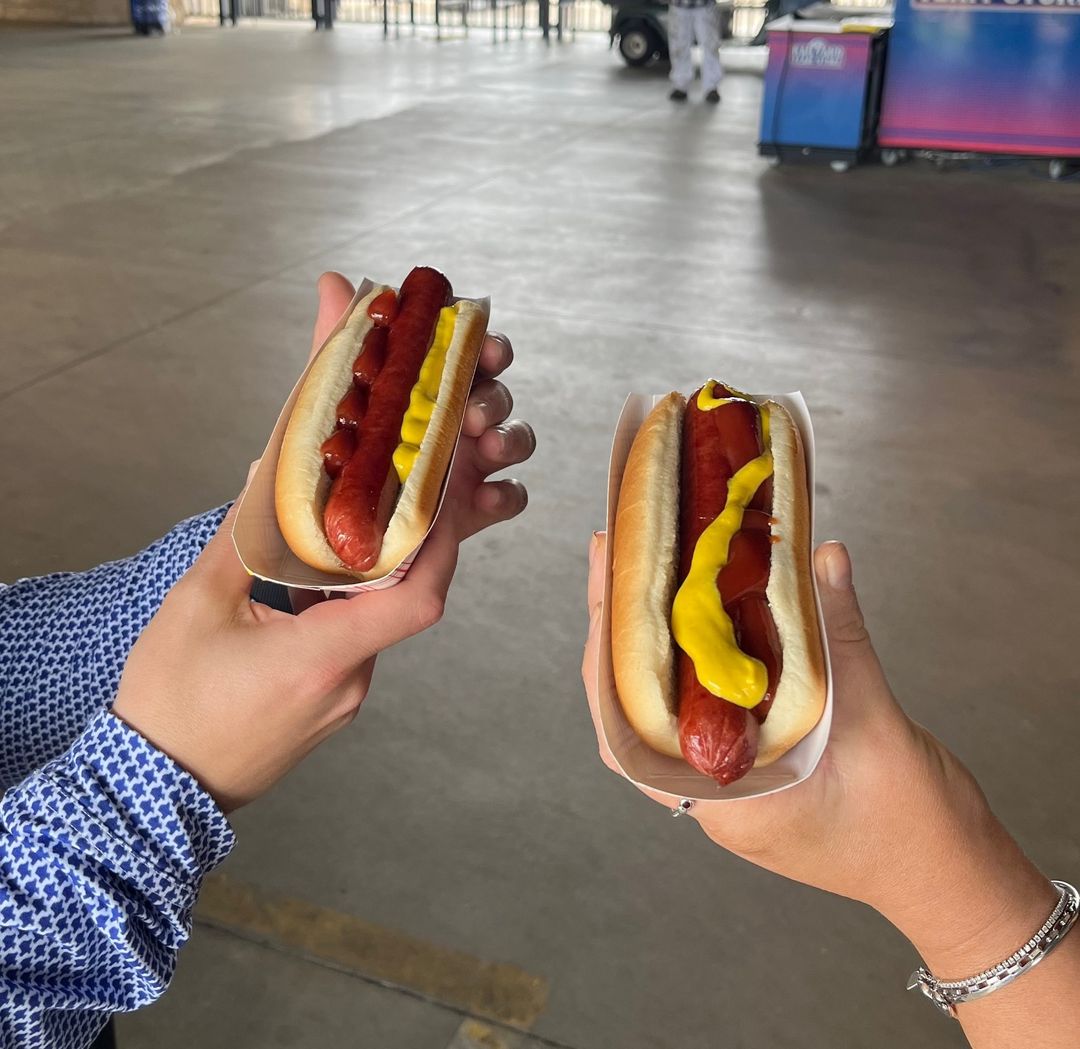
758, 18, 891, 171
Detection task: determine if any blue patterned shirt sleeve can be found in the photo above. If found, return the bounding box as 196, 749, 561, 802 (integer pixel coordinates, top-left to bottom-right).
0, 507, 237, 1048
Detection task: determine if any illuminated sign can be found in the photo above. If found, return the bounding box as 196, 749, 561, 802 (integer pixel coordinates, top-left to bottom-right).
912, 0, 1080, 11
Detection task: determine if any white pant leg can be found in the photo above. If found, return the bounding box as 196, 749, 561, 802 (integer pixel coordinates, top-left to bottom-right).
668, 6, 695, 92
694, 3, 723, 92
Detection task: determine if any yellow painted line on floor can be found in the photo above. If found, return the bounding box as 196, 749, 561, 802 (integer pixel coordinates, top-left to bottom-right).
196, 873, 549, 1029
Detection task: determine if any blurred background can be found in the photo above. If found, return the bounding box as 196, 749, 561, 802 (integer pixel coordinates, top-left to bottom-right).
1, 3, 1078, 1048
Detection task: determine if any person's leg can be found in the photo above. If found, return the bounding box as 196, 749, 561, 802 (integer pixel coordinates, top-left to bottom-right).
695, 3, 723, 96
668, 6, 695, 96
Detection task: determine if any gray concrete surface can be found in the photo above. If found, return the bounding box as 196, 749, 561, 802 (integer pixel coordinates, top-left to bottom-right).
2, 21, 1079, 1049
125, 926, 464, 1049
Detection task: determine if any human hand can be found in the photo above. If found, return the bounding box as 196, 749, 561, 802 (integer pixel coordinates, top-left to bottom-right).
583, 534, 1056, 978
111, 273, 534, 812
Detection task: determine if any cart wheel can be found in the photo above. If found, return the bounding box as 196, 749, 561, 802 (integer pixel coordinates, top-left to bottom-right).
881, 149, 901, 167
767, 156, 781, 168
618, 26, 660, 67
830, 160, 851, 174
1049, 159, 1068, 181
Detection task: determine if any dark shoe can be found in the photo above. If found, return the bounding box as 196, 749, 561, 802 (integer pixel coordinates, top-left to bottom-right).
669, 89, 688, 102
705, 89, 721, 104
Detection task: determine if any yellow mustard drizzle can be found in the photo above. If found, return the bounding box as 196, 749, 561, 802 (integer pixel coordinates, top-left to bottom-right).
696, 383, 751, 411
392, 304, 459, 484
670, 398, 774, 709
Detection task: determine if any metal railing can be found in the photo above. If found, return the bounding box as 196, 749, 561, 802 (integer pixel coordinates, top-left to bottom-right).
183, 0, 775, 38
183, 0, 886, 37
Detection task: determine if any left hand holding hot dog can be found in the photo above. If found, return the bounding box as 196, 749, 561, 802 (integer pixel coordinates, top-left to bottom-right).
112, 273, 533, 812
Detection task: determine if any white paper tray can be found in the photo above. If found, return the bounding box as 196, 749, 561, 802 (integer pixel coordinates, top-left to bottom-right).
594, 390, 833, 802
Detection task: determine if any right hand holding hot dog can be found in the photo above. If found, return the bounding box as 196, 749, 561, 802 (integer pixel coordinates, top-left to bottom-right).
111, 277, 534, 813
584, 535, 1064, 1011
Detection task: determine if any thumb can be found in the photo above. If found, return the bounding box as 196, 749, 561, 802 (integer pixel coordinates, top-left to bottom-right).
814, 541, 871, 650
814, 540, 894, 708
587, 530, 607, 617
296, 514, 460, 665
311, 272, 356, 362
814, 541, 908, 736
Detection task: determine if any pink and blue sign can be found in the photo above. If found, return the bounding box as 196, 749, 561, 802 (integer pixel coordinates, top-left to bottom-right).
879, 0, 1080, 156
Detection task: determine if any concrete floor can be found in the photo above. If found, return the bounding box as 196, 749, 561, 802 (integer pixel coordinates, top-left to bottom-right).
2, 20, 1079, 1049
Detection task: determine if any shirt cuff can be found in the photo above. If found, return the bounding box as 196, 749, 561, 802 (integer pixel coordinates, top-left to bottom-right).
13, 709, 235, 918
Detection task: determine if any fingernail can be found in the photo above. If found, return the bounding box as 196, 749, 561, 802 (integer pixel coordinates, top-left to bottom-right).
589, 529, 606, 567
823, 542, 851, 590
508, 477, 528, 509
512, 421, 537, 457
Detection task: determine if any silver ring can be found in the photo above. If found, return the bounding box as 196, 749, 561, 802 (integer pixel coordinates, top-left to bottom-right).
671, 799, 694, 818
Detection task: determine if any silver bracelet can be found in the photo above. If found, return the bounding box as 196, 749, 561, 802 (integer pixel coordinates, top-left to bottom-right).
907, 879, 1079, 1018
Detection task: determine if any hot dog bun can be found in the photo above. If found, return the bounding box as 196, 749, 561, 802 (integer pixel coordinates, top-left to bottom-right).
611, 392, 684, 759
755, 401, 826, 765
275, 284, 487, 580
611, 391, 825, 772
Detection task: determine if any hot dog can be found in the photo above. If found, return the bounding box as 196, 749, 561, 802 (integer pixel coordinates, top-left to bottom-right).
275, 267, 487, 580
611, 383, 826, 785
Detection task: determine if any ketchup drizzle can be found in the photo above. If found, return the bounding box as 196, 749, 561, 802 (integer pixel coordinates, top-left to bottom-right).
318, 292, 398, 479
